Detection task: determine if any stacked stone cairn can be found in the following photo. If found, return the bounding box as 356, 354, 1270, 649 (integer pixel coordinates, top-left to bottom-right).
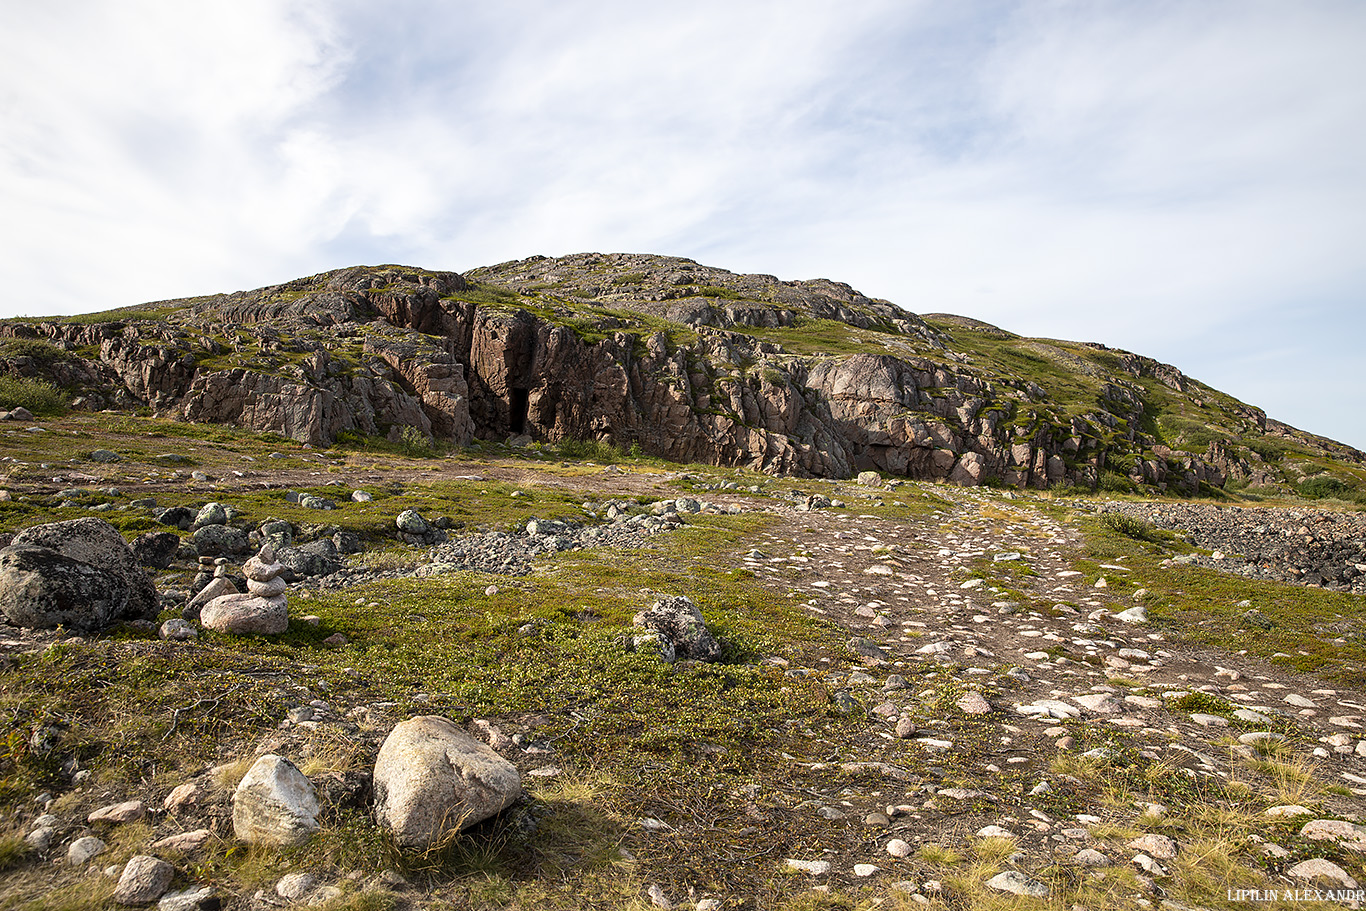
199, 544, 289, 635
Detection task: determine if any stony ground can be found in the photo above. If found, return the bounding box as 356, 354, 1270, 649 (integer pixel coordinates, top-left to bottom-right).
727, 483, 1366, 902
3, 442, 1366, 910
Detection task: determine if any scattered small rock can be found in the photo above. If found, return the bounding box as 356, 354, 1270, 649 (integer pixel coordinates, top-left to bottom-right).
113, 855, 174, 905
986, 871, 1049, 898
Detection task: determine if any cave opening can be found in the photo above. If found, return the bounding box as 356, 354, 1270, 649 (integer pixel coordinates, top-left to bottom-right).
509, 388, 529, 435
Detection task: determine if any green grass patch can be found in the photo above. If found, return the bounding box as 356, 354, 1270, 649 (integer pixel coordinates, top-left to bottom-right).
0, 509, 854, 907
1079, 516, 1366, 685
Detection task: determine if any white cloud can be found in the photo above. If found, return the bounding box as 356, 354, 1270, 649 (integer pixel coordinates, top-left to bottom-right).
0, 0, 1363, 447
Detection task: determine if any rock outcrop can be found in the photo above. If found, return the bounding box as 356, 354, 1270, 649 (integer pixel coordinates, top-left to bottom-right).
2, 254, 1360, 493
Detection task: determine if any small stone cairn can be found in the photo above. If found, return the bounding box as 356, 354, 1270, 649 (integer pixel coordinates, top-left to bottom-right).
199, 544, 289, 635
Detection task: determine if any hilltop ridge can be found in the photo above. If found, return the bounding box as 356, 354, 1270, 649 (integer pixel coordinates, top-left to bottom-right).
0, 252, 1361, 504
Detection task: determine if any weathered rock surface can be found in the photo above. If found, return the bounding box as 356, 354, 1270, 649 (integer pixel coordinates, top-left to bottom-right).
632, 596, 722, 662
231, 754, 320, 846
67, 835, 107, 865
0, 518, 156, 631
373, 715, 523, 850
89, 799, 147, 824
276, 539, 342, 578
1287, 858, 1359, 888
200, 593, 288, 635
131, 531, 181, 570
113, 855, 174, 905
191, 524, 251, 557
0, 545, 132, 631
11, 255, 1352, 493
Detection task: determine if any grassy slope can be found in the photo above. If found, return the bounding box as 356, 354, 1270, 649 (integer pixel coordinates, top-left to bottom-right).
0, 416, 1362, 908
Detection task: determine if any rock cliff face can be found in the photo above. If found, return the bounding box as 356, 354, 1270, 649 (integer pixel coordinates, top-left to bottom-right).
0, 253, 1360, 494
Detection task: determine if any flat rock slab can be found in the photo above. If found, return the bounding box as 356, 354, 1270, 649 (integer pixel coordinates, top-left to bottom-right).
88, 799, 147, 824
1301, 819, 1366, 851
986, 871, 1049, 898
1287, 858, 1359, 889
1126, 833, 1179, 860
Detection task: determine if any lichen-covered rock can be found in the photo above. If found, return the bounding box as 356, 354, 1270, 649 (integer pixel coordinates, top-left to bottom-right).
0, 545, 132, 631
277, 539, 342, 578
157, 506, 196, 531
232, 754, 320, 846
373, 715, 523, 850
131, 531, 180, 570
632, 596, 722, 662
191, 524, 251, 557
396, 510, 429, 534
193, 502, 228, 528
0, 517, 158, 630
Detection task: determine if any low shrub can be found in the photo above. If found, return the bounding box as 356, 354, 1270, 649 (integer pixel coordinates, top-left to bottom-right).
1097, 470, 1135, 493
1297, 475, 1354, 500
0, 376, 69, 415
1099, 512, 1171, 544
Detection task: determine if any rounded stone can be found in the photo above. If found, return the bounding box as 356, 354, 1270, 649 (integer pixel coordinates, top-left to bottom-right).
113, 855, 174, 905
276, 872, 318, 901
194, 502, 228, 527
67, 835, 107, 865
395, 510, 429, 534
374, 715, 523, 850
201, 593, 289, 635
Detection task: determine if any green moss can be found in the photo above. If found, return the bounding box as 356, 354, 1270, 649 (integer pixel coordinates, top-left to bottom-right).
441, 282, 524, 308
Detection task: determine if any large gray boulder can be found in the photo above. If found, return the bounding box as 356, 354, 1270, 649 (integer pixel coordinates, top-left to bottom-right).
0, 546, 130, 631
0, 518, 157, 631
276, 539, 342, 579
192, 525, 251, 557
373, 716, 522, 850
632, 596, 722, 662
232, 754, 320, 846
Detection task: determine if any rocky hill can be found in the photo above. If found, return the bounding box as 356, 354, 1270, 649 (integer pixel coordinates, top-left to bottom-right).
0, 257, 1365, 908
1, 252, 1363, 504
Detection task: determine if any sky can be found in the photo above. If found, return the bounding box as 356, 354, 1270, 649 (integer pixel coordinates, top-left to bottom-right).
2, 0, 1363, 449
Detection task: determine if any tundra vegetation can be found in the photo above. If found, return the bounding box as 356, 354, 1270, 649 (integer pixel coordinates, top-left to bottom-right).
0, 253, 1362, 909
